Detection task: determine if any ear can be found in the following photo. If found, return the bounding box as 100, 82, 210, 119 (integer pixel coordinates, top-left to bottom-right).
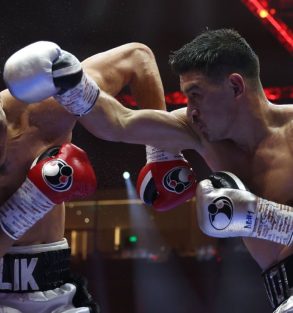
228, 73, 245, 98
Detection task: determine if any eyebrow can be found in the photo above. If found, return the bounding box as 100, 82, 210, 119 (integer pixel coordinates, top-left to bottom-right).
182, 84, 200, 94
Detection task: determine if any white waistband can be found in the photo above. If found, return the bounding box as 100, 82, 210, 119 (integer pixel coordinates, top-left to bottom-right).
7, 238, 69, 254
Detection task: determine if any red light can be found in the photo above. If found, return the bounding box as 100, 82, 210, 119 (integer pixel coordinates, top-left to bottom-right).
117, 86, 293, 107
259, 9, 269, 18
241, 0, 293, 55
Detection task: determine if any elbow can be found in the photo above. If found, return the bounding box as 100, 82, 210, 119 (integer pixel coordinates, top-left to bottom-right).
127, 42, 155, 60
126, 43, 157, 74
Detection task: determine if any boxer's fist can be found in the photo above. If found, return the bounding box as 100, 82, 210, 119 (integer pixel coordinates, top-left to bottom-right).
196, 171, 256, 238
4, 41, 70, 102
0, 143, 97, 240
137, 146, 197, 211
28, 143, 97, 203
196, 171, 293, 245
4, 41, 99, 115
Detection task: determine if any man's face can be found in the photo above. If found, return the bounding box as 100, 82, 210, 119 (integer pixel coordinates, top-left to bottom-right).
180, 70, 237, 141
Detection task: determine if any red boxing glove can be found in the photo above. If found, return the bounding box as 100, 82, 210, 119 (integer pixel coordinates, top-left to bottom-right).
0, 143, 97, 240
137, 146, 197, 211
28, 143, 97, 203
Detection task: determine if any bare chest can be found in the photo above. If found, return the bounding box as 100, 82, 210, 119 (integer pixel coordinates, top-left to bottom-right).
249, 142, 293, 203
0, 96, 74, 203
203, 137, 293, 204
0, 130, 48, 203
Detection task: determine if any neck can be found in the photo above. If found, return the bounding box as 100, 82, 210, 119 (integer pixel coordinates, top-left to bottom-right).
227, 92, 272, 154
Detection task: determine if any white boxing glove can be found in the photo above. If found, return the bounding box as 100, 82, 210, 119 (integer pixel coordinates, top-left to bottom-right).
3, 41, 99, 116
196, 171, 293, 245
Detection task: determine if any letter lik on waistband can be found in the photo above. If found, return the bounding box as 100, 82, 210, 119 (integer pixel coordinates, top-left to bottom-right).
0, 247, 71, 292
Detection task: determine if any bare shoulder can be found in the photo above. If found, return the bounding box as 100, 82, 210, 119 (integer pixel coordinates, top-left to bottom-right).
278, 103, 293, 132
272, 103, 293, 153
1, 89, 76, 144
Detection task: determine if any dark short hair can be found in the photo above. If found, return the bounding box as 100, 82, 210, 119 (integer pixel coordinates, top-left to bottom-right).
169, 28, 260, 81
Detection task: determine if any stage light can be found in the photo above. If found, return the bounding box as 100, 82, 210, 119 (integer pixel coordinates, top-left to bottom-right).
123, 171, 130, 180
259, 9, 269, 18
128, 235, 138, 243
124, 234, 138, 249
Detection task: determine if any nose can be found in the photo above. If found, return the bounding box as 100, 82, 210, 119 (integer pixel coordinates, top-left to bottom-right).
187, 106, 200, 124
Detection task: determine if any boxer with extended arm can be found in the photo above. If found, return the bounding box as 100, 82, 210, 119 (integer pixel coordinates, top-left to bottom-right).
4, 28, 293, 312
3, 41, 197, 213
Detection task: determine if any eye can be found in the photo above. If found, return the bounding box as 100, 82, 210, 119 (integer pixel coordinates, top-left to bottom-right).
187, 93, 201, 106
188, 91, 200, 99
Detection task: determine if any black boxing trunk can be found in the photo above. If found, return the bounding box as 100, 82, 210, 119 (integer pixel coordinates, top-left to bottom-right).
0, 239, 70, 292
263, 254, 293, 309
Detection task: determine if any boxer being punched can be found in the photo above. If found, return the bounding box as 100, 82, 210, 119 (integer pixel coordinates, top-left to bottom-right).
0, 41, 177, 313
4, 29, 293, 312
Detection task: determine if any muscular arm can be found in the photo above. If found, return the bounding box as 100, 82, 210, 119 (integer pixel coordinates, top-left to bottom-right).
0, 42, 199, 256
81, 42, 166, 109
79, 43, 202, 153
80, 92, 201, 153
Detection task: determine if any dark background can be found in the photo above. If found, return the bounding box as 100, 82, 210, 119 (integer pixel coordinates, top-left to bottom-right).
0, 1, 292, 312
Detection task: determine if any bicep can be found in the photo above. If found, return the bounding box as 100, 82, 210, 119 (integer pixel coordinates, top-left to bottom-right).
82, 43, 151, 96
81, 43, 165, 109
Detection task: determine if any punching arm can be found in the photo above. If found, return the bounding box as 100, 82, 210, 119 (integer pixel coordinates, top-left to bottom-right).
4, 41, 99, 116
79, 94, 200, 154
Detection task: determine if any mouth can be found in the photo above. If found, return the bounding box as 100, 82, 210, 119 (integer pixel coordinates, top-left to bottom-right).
191, 110, 199, 124
191, 115, 205, 132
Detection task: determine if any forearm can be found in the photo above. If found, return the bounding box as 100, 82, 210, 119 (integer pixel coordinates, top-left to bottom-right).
79, 91, 198, 153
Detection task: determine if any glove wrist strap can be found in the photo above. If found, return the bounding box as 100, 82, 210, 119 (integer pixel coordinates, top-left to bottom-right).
0, 179, 55, 240
54, 73, 100, 116
253, 198, 293, 245
146, 145, 183, 163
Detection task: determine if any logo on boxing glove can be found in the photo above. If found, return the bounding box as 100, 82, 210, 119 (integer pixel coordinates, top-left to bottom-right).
42, 159, 73, 191
162, 166, 194, 194
208, 196, 233, 230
